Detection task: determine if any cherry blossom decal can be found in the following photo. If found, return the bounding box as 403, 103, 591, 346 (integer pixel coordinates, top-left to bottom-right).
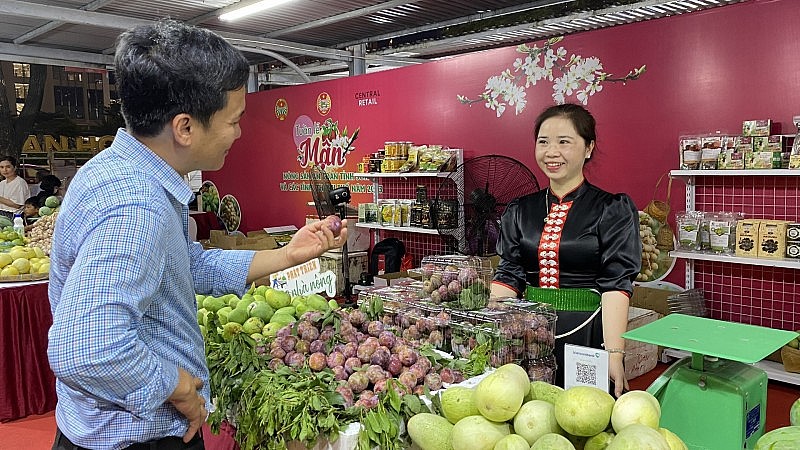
458, 37, 646, 117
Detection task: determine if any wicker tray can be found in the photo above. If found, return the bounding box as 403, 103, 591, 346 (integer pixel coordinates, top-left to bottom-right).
0, 273, 49, 283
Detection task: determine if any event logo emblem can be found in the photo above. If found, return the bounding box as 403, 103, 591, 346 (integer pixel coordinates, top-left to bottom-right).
293, 115, 359, 170
316, 92, 331, 116
275, 98, 288, 121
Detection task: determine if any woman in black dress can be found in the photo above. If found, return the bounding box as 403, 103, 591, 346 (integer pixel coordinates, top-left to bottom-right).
491, 103, 641, 397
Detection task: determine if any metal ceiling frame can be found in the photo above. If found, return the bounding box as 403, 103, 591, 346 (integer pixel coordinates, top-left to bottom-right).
0, 0, 745, 82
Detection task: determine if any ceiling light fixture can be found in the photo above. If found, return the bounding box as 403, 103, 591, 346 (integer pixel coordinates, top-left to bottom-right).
219, 0, 292, 22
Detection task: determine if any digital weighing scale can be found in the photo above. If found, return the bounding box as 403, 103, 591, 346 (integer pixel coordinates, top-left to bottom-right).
623, 314, 797, 450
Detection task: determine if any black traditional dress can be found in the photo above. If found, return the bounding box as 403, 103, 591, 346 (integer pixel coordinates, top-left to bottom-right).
492, 181, 641, 387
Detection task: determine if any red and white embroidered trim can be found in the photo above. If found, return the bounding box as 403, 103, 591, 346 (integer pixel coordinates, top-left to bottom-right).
538, 201, 573, 288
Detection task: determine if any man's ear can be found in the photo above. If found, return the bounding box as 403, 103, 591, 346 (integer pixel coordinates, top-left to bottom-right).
172, 113, 193, 147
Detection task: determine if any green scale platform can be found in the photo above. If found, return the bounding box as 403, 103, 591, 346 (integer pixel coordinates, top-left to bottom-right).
623, 314, 797, 450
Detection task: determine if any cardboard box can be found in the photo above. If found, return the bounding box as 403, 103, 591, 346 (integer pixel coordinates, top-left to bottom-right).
625, 345, 659, 380
758, 220, 789, 258
319, 251, 369, 295
207, 229, 279, 250
735, 220, 761, 258
624, 307, 662, 379
373, 270, 420, 287
630, 286, 676, 317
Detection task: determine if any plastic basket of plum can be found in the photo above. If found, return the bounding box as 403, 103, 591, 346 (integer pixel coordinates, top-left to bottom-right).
412, 255, 493, 310
448, 302, 557, 372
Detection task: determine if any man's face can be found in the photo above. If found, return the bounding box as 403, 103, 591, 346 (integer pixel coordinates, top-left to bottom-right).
192, 88, 246, 171
0, 161, 15, 179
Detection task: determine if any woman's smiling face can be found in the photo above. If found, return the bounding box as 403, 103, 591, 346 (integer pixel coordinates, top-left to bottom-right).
535, 116, 593, 190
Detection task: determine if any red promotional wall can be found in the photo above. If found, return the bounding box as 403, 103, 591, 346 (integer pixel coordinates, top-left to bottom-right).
208, 0, 800, 329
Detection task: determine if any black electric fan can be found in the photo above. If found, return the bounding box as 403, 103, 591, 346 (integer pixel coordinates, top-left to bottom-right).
434, 155, 540, 256
308, 165, 353, 301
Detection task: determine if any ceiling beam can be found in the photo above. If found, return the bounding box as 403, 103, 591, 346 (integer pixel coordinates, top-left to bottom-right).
337, 0, 574, 49
0, 0, 150, 30
0, 43, 113, 68
13, 0, 118, 44
262, 0, 426, 38
0, 0, 354, 61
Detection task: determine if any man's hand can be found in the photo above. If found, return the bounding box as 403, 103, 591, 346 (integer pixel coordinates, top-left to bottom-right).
284, 218, 348, 266
168, 368, 207, 443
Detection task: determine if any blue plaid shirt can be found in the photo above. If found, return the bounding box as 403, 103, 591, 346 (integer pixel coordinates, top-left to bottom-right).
48, 129, 254, 449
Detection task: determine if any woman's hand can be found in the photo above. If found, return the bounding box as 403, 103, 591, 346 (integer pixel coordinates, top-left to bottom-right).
609, 353, 629, 398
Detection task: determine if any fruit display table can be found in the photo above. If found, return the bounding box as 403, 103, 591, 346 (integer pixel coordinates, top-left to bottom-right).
0, 280, 55, 422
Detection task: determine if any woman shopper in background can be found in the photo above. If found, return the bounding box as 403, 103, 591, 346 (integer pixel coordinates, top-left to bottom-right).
491, 103, 641, 398
0, 156, 31, 220
36, 174, 63, 206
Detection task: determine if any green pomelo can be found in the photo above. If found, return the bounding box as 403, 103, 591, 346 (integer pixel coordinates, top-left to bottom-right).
513, 400, 563, 445
440, 386, 479, 424
265, 289, 291, 309
496, 363, 531, 397
248, 302, 274, 323
269, 313, 295, 327
606, 424, 669, 450
754, 426, 800, 450
202, 296, 225, 313
242, 317, 265, 335
527, 381, 564, 404
790, 398, 800, 426
451, 415, 510, 450
262, 322, 282, 338
407, 413, 453, 450
585, 431, 615, 450
216, 306, 232, 325
274, 306, 296, 317
531, 433, 576, 450
611, 390, 661, 432
493, 434, 530, 450
45, 196, 61, 208
658, 428, 687, 450
227, 307, 248, 325
305, 293, 330, 311
474, 370, 525, 422
554, 386, 614, 437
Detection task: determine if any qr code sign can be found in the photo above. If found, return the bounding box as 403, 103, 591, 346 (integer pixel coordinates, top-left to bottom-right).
576, 362, 597, 385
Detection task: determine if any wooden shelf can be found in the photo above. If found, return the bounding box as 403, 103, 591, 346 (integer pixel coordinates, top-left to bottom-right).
353, 172, 454, 179
670, 250, 800, 270
355, 222, 440, 235
662, 348, 800, 386
671, 169, 799, 177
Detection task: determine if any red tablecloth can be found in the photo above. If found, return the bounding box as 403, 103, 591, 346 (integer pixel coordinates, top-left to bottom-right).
202, 422, 239, 450
0, 281, 56, 422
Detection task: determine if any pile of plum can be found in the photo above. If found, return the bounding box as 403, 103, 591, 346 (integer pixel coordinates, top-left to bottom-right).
264, 309, 464, 409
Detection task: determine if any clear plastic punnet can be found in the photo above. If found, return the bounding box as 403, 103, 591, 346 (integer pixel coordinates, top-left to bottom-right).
395, 303, 451, 352
411, 255, 493, 310
448, 309, 527, 367
487, 299, 557, 362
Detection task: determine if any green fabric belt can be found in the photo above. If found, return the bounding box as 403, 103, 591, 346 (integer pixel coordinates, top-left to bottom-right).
524, 286, 601, 311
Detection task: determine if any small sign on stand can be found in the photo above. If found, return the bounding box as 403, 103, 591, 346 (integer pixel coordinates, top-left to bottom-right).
563, 344, 609, 392
268, 258, 337, 297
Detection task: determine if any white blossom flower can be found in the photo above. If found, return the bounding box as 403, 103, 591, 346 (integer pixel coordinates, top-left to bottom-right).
462, 36, 644, 115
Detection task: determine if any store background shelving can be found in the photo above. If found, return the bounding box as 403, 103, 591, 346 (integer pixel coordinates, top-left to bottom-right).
669, 170, 800, 332
353, 150, 464, 266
